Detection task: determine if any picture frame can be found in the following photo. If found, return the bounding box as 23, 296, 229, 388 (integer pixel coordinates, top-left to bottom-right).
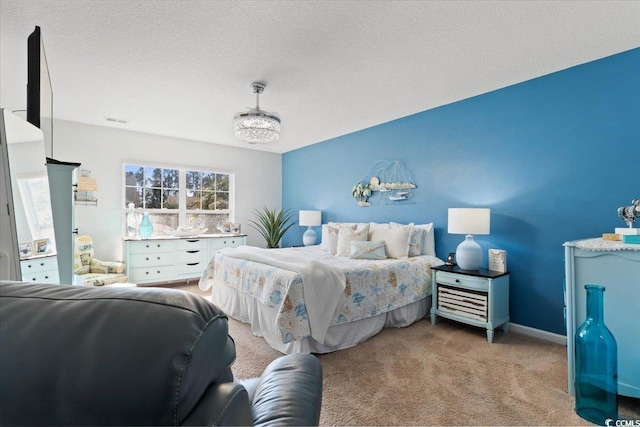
19, 242, 33, 259
34, 238, 51, 255
488, 249, 507, 273
231, 223, 241, 234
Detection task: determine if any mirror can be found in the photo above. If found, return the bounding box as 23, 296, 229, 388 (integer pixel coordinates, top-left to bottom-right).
1, 109, 59, 283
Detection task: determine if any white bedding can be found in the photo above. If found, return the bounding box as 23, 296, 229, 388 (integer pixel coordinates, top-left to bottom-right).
199, 245, 444, 353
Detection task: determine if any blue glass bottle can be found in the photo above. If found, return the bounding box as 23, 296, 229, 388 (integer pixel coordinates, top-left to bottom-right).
139, 212, 153, 239
575, 284, 618, 425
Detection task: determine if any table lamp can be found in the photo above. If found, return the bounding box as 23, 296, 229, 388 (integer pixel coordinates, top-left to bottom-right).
299, 210, 322, 246
448, 208, 491, 270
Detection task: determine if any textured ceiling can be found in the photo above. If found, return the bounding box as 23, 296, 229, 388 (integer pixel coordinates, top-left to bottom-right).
1, 1, 639, 154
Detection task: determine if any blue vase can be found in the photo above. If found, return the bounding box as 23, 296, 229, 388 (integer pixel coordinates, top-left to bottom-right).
575, 284, 618, 425
139, 212, 153, 239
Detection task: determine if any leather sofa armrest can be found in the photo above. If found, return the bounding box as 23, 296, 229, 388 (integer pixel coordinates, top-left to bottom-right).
181, 382, 253, 426
250, 353, 323, 427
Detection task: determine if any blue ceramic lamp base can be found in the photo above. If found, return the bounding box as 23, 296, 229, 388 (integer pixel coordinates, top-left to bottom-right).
303, 227, 317, 246
455, 235, 482, 270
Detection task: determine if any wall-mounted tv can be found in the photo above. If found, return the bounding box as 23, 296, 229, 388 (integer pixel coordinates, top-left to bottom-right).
26, 26, 54, 157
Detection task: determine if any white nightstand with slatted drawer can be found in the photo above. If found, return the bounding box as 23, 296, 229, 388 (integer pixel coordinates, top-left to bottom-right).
430, 265, 509, 343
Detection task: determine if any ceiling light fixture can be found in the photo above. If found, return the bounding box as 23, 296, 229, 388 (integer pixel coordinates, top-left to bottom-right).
234, 82, 281, 144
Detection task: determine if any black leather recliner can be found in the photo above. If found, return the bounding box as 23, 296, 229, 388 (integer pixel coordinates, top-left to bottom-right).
0, 282, 322, 426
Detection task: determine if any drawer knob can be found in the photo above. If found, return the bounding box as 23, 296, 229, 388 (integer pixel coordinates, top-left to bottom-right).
146, 272, 149, 275
40, 263, 45, 266
455, 279, 460, 283
146, 244, 150, 248
157, 270, 160, 274
157, 256, 160, 260
146, 257, 149, 261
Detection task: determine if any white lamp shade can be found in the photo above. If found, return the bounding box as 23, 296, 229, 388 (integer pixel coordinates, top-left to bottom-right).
299, 210, 322, 227
448, 208, 491, 235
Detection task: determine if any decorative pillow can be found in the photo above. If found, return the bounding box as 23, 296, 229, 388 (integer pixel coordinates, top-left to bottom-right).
350, 240, 387, 260
323, 224, 355, 255
337, 224, 370, 257
414, 223, 435, 256
368, 222, 390, 240
369, 223, 414, 259
321, 224, 332, 252
391, 222, 424, 257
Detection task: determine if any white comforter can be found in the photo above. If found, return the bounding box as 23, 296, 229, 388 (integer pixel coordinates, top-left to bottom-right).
199, 245, 346, 344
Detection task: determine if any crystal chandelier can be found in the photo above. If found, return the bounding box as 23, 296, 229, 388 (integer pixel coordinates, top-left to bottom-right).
234, 82, 281, 144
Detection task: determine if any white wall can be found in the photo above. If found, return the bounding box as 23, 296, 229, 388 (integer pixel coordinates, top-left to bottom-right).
51, 119, 282, 261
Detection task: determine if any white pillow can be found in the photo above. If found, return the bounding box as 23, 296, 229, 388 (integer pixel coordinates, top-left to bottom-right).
323, 224, 355, 255
390, 222, 425, 257
321, 224, 332, 252
415, 223, 435, 256
369, 223, 414, 259
368, 222, 390, 240
337, 224, 370, 257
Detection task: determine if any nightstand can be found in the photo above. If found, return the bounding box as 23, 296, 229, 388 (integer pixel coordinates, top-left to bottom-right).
430, 265, 510, 343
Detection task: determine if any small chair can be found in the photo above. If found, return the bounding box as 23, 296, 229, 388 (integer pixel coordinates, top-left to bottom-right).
74, 235, 129, 286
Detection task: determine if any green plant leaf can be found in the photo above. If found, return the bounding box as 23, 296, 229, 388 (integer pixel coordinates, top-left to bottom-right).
248, 206, 297, 248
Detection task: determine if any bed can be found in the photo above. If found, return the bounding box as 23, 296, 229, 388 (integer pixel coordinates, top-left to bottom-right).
199, 222, 444, 354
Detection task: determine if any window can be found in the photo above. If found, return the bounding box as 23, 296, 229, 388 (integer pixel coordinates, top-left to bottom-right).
17, 173, 55, 242
123, 162, 233, 237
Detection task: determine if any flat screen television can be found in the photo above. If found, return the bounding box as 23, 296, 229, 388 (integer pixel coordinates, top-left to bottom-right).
27, 26, 54, 157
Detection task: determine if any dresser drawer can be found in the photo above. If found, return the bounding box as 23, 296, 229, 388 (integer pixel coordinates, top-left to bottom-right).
209, 237, 245, 251
128, 241, 176, 254
21, 257, 58, 274
177, 239, 208, 250
177, 249, 208, 264
436, 271, 489, 292
129, 266, 176, 283
177, 261, 207, 276
130, 253, 175, 267
22, 270, 60, 284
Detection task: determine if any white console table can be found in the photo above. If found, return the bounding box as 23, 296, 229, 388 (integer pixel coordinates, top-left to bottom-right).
124, 234, 246, 285
564, 238, 640, 398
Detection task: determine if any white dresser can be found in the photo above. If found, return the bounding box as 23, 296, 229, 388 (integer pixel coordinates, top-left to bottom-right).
564, 238, 640, 398
20, 255, 60, 284
124, 234, 246, 285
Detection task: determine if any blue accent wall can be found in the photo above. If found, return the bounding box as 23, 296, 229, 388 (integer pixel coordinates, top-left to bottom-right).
282, 48, 640, 335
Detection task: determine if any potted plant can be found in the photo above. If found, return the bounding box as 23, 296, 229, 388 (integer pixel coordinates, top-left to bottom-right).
352, 181, 372, 206
249, 206, 297, 248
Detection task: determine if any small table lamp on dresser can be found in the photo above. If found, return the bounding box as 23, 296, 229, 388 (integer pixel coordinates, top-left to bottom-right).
448, 208, 491, 270
299, 210, 321, 246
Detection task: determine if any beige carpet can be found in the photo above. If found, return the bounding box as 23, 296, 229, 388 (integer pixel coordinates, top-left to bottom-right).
160, 282, 640, 426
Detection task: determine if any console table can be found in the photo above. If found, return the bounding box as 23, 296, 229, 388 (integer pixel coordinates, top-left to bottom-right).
124, 234, 246, 285
564, 237, 640, 398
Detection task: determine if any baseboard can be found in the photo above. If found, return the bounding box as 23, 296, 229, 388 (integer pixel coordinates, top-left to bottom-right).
508, 322, 567, 346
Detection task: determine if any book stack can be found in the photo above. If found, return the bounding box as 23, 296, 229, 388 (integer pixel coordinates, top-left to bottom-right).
603, 228, 640, 244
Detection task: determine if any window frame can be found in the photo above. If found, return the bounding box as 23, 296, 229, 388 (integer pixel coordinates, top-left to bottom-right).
122, 159, 235, 230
